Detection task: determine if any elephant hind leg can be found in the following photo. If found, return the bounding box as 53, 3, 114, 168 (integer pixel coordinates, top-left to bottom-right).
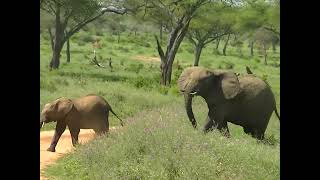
69, 127, 80, 146
253, 129, 265, 140
243, 126, 264, 140
243, 127, 254, 135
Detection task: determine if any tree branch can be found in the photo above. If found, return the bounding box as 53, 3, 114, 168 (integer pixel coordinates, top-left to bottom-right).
155, 35, 166, 63
65, 6, 126, 42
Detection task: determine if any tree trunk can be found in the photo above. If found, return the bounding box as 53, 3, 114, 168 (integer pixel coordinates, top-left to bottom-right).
49, 5, 65, 70
48, 28, 54, 51
117, 32, 120, 43
264, 45, 268, 65
272, 40, 276, 53
223, 34, 230, 56
250, 40, 254, 57
66, 37, 70, 63
194, 43, 203, 66
215, 37, 220, 50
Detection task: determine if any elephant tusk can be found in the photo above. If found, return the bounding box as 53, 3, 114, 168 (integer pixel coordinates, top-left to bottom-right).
41, 122, 45, 128
189, 92, 198, 95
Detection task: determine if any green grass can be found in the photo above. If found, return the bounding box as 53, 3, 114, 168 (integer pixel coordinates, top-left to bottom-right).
41, 30, 279, 179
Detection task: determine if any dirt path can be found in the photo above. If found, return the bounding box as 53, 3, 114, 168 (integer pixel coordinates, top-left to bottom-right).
40, 127, 118, 180
130, 55, 160, 63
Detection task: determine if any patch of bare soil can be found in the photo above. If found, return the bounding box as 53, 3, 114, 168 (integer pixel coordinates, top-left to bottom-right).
130, 55, 160, 63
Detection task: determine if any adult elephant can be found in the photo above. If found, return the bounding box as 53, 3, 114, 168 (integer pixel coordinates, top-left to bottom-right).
178, 66, 280, 140
40, 94, 123, 152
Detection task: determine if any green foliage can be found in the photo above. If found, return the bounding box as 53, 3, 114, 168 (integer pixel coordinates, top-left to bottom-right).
218, 61, 234, 69
126, 63, 144, 73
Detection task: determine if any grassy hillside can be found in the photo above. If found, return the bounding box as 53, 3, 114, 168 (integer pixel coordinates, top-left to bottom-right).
41, 30, 280, 179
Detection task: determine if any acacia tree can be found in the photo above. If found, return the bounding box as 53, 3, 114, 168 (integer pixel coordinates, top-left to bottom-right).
149, 0, 210, 86
254, 28, 273, 65
41, 0, 127, 70
187, 4, 233, 66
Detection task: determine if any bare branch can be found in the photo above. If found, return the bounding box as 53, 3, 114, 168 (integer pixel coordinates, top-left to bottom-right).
155, 35, 166, 63
91, 50, 105, 68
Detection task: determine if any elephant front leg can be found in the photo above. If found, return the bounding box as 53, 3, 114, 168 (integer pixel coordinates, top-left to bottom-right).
47, 121, 67, 152
203, 110, 217, 133
208, 109, 230, 138
217, 121, 230, 138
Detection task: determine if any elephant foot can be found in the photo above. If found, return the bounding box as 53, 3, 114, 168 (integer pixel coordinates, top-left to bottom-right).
47, 147, 56, 152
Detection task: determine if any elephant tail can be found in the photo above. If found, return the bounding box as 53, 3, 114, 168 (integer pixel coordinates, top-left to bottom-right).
110, 108, 124, 126
274, 107, 280, 121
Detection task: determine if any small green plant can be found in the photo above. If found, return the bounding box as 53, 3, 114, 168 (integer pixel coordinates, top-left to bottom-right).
40, 79, 57, 92
158, 86, 169, 95
260, 134, 278, 146
131, 76, 153, 89
218, 61, 234, 69
81, 34, 95, 43
262, 74, 268, 81
126, 63, 144, 74
54, 78, 69, 86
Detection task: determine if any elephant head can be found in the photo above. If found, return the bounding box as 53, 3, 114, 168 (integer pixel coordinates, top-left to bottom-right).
40, 98, 74, 130
177, 67, 241, 128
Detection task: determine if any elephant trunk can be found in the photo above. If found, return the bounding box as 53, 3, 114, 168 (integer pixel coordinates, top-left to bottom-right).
40, 121, 44, 130
184, 94, 197, 128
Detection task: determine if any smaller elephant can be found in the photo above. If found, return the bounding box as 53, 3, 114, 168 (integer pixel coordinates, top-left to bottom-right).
40, 94, 123, 152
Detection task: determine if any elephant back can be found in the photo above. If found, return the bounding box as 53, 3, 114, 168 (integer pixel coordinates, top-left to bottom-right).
238, 75, 274, 99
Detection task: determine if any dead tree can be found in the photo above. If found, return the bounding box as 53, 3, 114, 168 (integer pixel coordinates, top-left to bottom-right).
91, 50, 105, 68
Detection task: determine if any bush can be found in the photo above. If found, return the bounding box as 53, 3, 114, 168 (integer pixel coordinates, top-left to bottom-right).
53, 78, 69, 86
116, 46, 130, 53
158, 86, 169, 95
126, 63, 144, 74
186, 47, 194, 54
253, 57, 261, 63
95, 31, 104, 36
40, 79, 57, 92
218, 61, 234, 69
77, 41, 86, 46
169, 85, 180, 96
131, 76, 154, 89
81, 35, 95, 43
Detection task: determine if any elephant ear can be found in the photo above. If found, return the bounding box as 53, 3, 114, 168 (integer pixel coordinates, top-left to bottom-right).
52, 98, 74, 119
217, 71, 241, 99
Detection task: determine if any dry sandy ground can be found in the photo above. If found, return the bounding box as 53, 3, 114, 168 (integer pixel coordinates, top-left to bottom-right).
40, 127, 118, 180
130, 55, 160, 63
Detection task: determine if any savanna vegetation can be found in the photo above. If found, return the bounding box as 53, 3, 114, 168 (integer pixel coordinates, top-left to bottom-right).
40, 0, 280, 179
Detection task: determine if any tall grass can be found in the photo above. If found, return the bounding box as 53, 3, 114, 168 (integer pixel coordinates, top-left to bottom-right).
45, 99, 279, 180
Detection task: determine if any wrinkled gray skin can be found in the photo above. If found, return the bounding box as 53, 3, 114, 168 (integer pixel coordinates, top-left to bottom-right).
40, 94, 123, 152
178, 66, 280, 140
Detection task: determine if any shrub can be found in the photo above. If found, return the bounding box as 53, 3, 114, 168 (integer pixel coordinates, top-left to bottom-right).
158, 86, 169, 95
40, 79, 57, 92
126, 63, 144, 74
131, 76, 153, 89
218, 61, 234, 69
81, 34, 95, 43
